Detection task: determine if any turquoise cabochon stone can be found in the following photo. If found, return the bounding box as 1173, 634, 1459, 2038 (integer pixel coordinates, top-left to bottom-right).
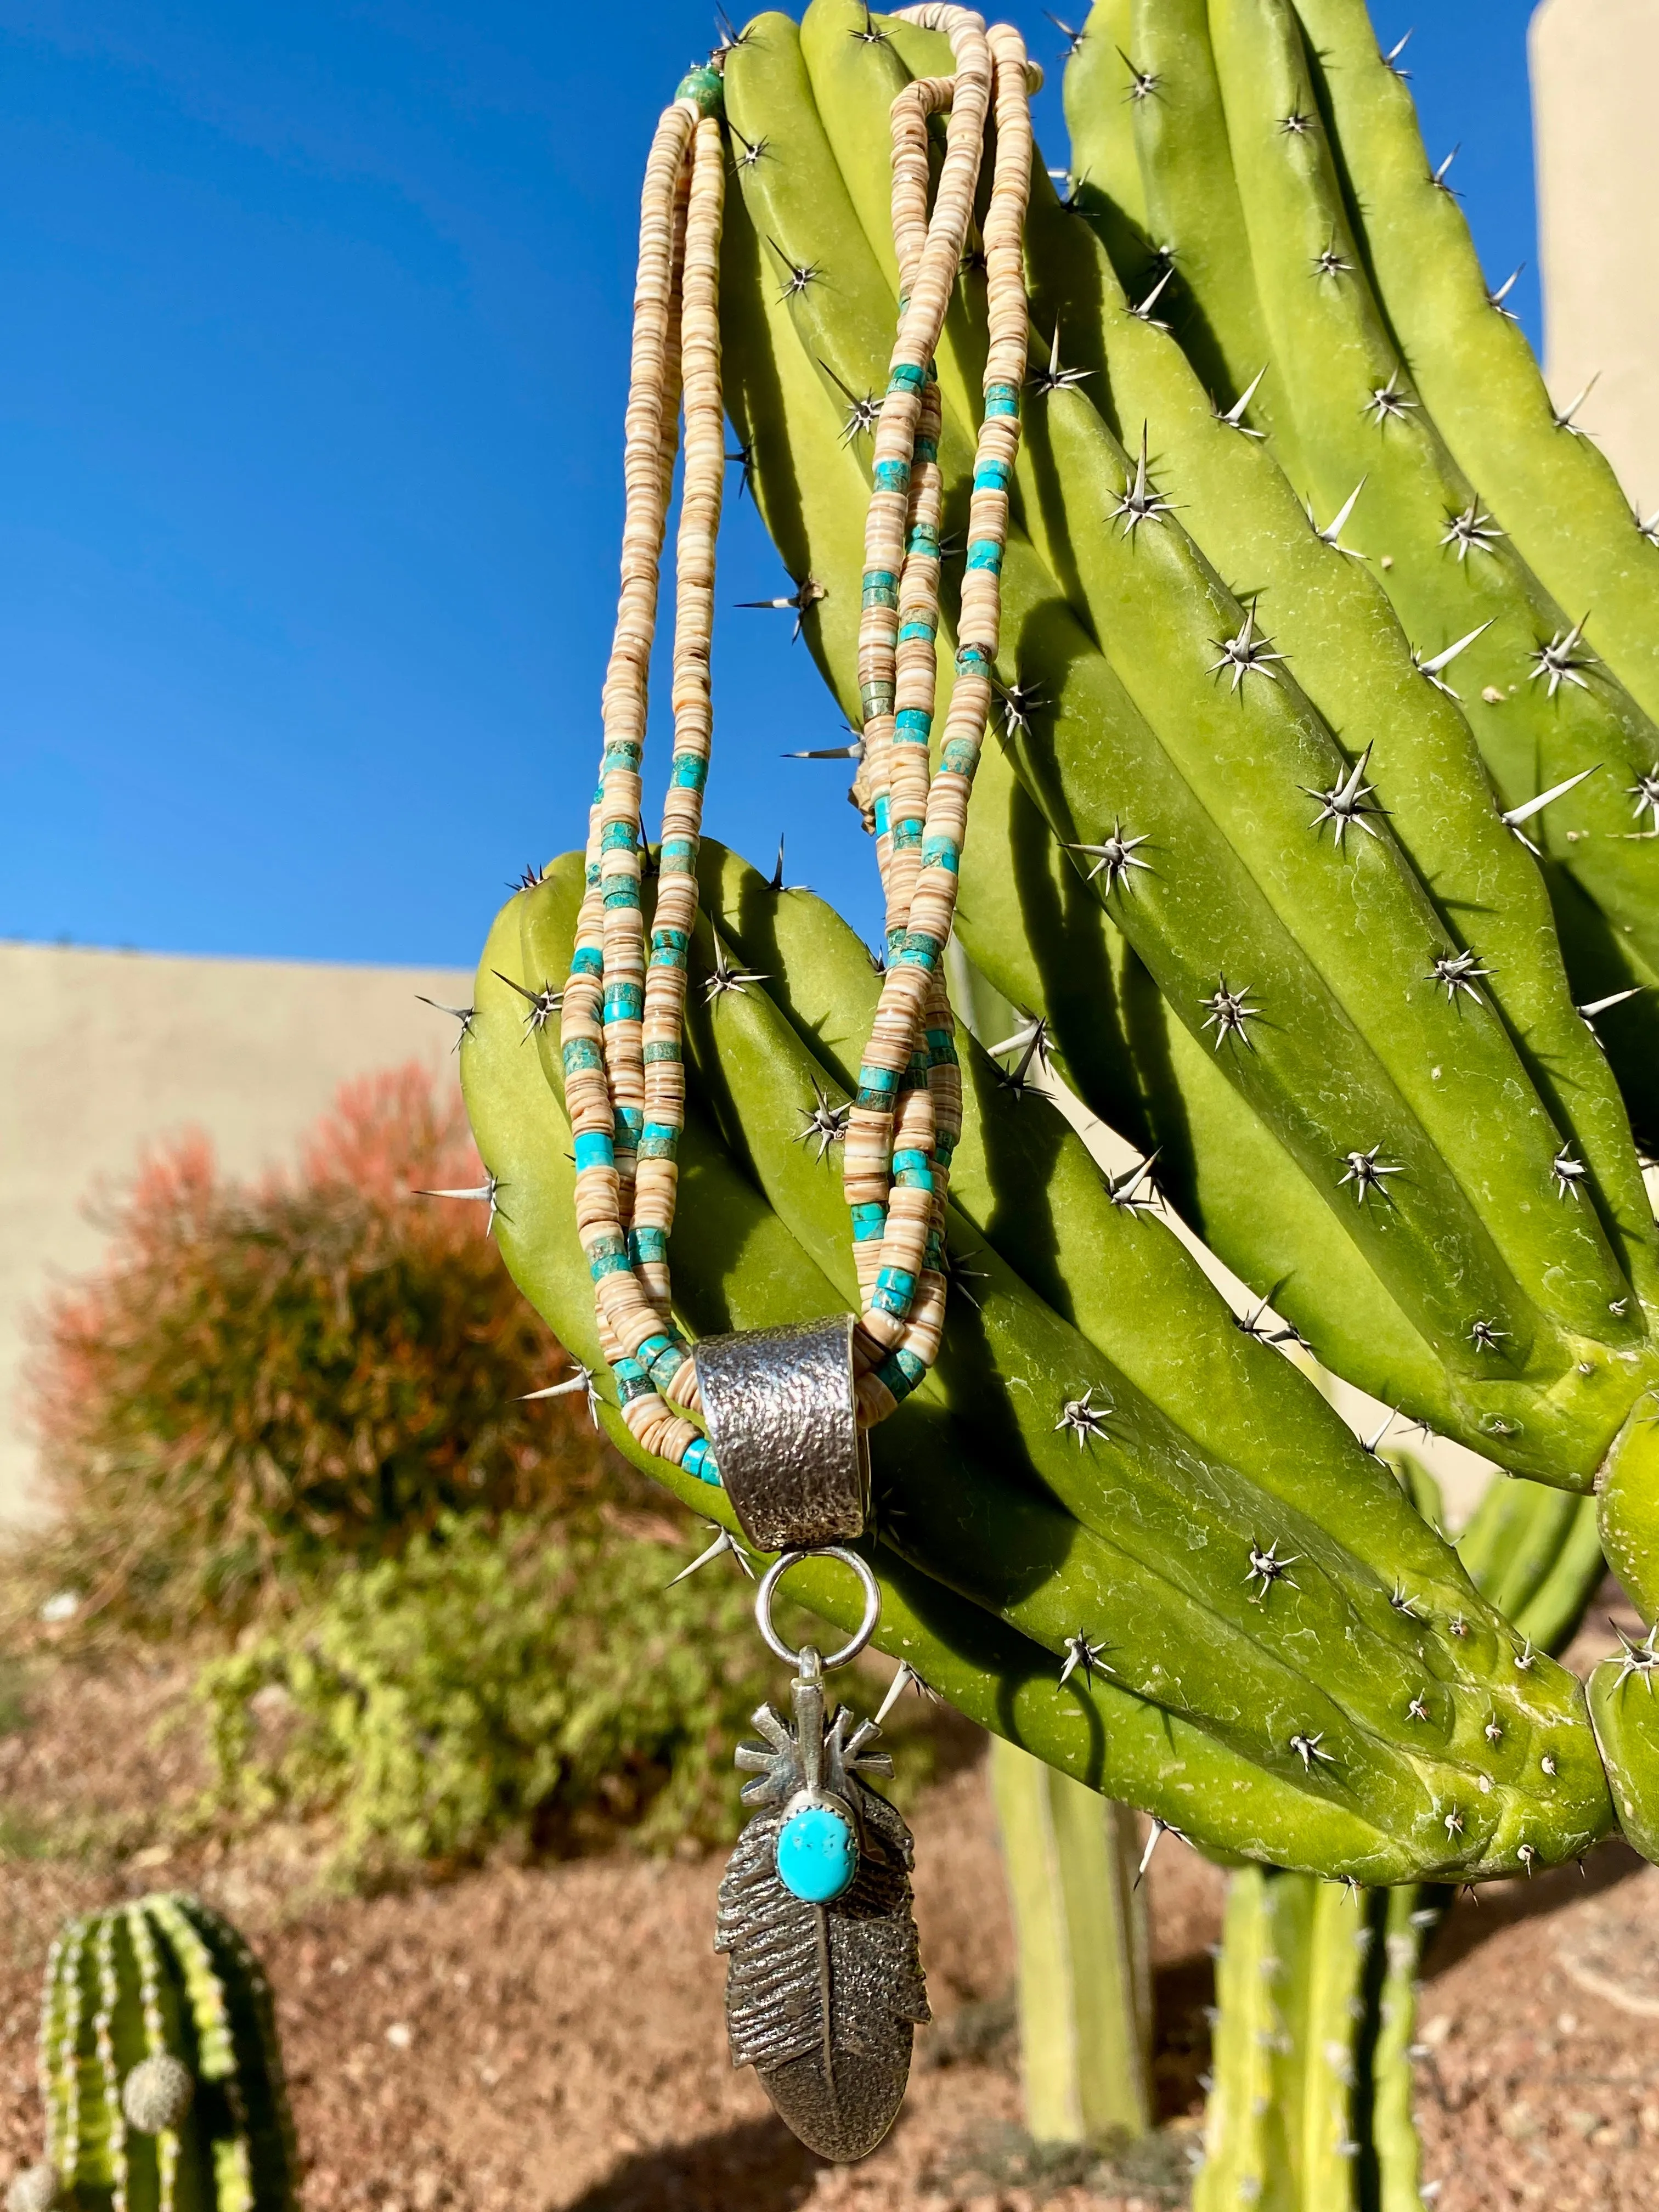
775, 1803, 859, 1903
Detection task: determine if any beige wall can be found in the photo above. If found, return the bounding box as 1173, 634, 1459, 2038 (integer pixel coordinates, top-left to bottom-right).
1, 941, 471, 1523
1532, 0, 1659, 507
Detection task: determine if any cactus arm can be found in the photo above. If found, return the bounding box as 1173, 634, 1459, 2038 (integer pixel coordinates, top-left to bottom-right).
1019, 150, 1659, 1315
1019, 381, 1635, 1357
482, 884, 1509, 1875
675, 913, 1548, 1843
1123, 0, 1307, 482
1205, 0, 1659, 1095
989, 1737, 1152, 2142
1193, 1867, 1277, 2210
1454, 1476, 1588, 1632
1291, 0, 1659, 731
669, 894, 1618, 1874
696, 838, 1486, 1609
1063, 1, 1149, 234
1259, 1872, 1312, 2209
1364, 1886, 1439, 2212
1298, 1880, 1369, 2204
1598, 1409, 1659, 1627
1589, 1641, 1659, 1865
944, 777, 1461, 1414
1509, 1493, 1606, 1656
1462, 1482, 1598, 1637
730, 5, 1659, 1478
512, 866, 1613, 1876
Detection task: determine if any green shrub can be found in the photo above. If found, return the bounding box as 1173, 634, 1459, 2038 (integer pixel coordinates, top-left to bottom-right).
196, 1511, 786, 1879
20, 1065, 625, 1635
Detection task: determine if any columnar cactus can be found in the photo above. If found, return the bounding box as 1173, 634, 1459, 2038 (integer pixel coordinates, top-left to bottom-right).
448, 0, 1659, 1972
1193, 1868, 1440, 2211
988, 1738, 1153, 2146
460, 843, 1616, 1881
10, 1894, 297, 2212
1064, 0, 1659, 1128
1193, 1454, 1606, 2205
1292, 0, 1659, 734
711, 6, 1659, 1598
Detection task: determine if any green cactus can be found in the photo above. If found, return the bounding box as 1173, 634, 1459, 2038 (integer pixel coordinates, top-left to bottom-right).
15, 1893, 296, 2212
1081, 0, 1659, 1123
460, 846, 1616, 1880
1193, 1867, 1441, 2211
1193, 1455, 1606, 2207
1292, 0, 1659, 735
989, 1739, 1153, 2146
1589, 1626, 1659, 1864
714, 7, 1659, 1550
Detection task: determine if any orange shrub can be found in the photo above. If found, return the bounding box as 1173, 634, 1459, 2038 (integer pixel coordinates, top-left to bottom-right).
22, 1062, 620, 1635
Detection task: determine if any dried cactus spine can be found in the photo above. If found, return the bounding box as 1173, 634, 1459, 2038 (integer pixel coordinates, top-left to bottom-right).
33, 1892, 296, 2212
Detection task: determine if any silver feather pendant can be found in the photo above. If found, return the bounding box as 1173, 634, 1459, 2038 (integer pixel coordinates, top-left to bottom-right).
716, 1648, 929, 2161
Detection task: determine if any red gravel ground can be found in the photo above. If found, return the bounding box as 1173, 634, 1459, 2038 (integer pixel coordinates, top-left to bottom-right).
1, 1603, 1656, 2210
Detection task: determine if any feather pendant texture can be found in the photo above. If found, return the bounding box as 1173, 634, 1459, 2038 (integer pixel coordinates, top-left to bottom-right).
716, 1671, 929, 2160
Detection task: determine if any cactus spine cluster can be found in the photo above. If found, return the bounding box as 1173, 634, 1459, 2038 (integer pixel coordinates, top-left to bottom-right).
14, 1894, 297, 2212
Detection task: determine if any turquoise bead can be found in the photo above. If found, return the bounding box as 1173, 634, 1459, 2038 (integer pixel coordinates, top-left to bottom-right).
775, 1804, 857, 1903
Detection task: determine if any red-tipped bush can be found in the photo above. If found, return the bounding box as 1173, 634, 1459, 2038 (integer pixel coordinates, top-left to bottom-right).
22, 1062, 622, 1635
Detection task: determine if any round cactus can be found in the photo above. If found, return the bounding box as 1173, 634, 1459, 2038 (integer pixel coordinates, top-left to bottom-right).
32, 1893, 296, 2212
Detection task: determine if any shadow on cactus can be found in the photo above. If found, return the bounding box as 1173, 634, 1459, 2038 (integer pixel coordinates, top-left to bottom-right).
7, 1893, 296, 2212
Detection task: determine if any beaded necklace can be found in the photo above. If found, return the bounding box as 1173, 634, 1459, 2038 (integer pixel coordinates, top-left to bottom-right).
561, 6, 1031, 1479
559, 8, 1034, 2163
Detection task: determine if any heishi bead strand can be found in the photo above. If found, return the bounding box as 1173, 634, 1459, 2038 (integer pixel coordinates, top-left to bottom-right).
847, 11, 1035, 1423
555, 28, 1032, 1477
563, 98, 690, 1434
853, 372, 947, 1323
561, 80, 723, 1484
636, 112, 726, 1340
865, 60, 973, 1379
843, 14, 994, 1417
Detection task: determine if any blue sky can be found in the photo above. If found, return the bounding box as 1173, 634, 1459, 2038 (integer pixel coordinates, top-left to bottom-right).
0, 3, 1542, 965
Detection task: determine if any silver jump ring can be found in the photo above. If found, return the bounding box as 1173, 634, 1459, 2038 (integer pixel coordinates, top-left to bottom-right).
755, 1545, 882, 1671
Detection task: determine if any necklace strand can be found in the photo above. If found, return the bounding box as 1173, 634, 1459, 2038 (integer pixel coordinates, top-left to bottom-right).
562, 18, 1032, 1483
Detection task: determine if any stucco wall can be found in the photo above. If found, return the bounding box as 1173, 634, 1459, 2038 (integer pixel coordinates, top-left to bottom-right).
0, 941, 471, 1523
1532, 0, 1659, 507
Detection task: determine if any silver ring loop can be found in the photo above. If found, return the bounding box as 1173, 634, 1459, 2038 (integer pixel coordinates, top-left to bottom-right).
755, 1546, 882, 1671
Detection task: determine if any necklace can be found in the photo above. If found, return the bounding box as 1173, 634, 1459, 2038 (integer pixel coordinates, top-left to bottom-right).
560, 5, 1033, 2160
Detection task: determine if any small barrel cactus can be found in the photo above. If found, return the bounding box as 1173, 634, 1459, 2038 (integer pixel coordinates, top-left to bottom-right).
14, 1892, 296, 2212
